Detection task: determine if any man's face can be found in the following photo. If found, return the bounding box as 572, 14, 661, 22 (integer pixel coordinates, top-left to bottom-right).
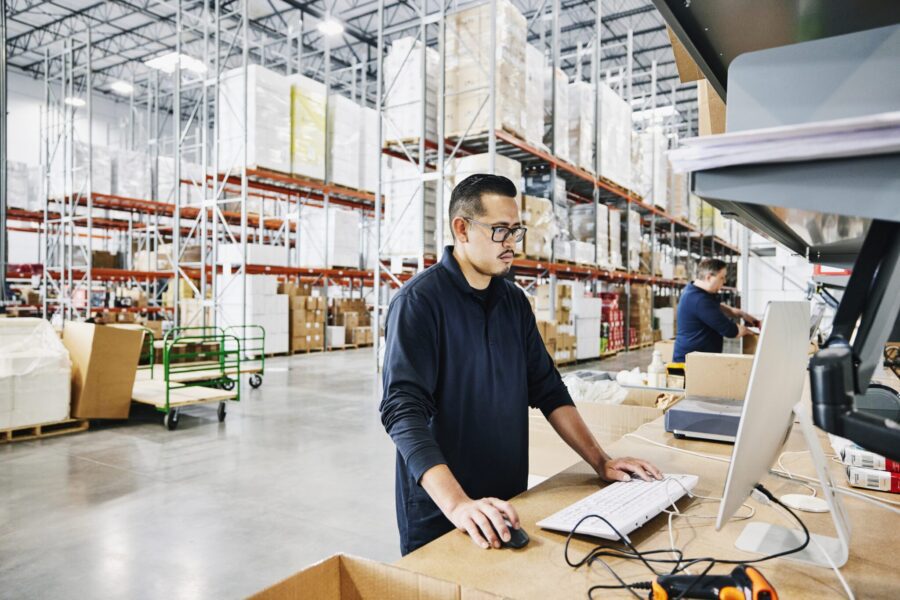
456, 193, 521, 277
705, 268, 727, 293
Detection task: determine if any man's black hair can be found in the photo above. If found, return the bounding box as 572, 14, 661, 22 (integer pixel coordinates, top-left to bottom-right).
697, 257, 729, 279
448, 174, 518, 240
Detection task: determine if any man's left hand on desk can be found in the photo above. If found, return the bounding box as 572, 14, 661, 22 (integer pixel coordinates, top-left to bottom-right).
596, 457, 663, 483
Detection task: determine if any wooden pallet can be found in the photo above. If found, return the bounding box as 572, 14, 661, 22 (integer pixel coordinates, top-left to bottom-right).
0, 419, 90, 444
291, 347, 324, 355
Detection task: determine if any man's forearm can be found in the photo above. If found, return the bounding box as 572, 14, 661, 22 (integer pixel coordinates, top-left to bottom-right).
420, 464, 469, 516
546, 405, 610, 472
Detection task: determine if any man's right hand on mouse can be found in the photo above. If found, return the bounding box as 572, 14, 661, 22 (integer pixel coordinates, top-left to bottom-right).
447, 496, 521, 550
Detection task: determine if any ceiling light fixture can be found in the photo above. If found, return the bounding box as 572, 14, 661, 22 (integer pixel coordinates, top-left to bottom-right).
110, 80, 134, 96
317, 16, 344, 37
63, 97, 86, 107
144, 52, 207, 75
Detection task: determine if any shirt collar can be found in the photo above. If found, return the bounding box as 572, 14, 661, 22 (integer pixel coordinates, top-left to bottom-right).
439, 245, 509, 303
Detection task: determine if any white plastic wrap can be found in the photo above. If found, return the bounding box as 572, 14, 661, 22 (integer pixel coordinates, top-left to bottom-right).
562, 373, 627, 405
521, 195, 556, 260
633, 126, 668, 207
609, 207, 623, 269
49, 142, 114, 198
446, 0, 526, 139
668, 166, 689, 221
598, 83, 633, 190
328, 93, 361, 190
0, 318, 71, 429
628, 209, 642, 271
382, 156, 437, 257
157, 157, 204, 205
114, 149, 152, 200
287, 74, 327, 181
525, 44, 546, 148
360, 106, 380, 193
383, 37, 438, 142
218, 65, 291, 174
596, 203, 610, 269
545, 67, 570, 161
6, 161, 39, 211
298, 205, 361, 268
568, 80, 594, 172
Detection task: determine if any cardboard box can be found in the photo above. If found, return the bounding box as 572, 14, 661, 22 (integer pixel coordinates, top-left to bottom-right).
685, 352, 754, 401
62, 323, 143, 419
742, 334, 758, 355
698, 79, 725, 136
291, 336, 309, 352
290, 296, 307, 311
309, 333, 324, 350
667, 26, 703, 83
250, 553, 503, 599
339, 311, 359, 331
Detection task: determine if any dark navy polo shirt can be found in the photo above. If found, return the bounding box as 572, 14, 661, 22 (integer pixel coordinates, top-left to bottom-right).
379, 246, 574, 555
673, 283, 739, 363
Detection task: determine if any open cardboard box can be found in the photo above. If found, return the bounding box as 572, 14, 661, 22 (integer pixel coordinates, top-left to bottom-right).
250, 554, 504, 600
530, 394, 674, 479
62, 322, 144, 419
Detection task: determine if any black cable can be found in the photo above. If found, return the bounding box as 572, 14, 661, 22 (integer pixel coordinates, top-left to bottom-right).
566, 484, 811, 599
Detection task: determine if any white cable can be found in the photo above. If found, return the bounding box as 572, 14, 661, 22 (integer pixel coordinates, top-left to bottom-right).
777, 451, 819, 496
623, 433, 730, 463
809, 534, 856, 600
624, 432, 900, 512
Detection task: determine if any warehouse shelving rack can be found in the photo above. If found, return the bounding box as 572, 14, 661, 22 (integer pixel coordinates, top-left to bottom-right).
371, 0, 743, 364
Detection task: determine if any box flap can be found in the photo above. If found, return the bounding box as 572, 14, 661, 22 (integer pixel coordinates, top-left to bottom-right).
249, 554, 341, 599
667, 26, 704, 83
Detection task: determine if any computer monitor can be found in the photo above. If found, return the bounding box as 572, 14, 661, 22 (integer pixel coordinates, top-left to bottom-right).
716, 301, 850, 568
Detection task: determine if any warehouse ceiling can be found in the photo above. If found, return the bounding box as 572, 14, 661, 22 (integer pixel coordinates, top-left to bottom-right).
4, 0, 698, 134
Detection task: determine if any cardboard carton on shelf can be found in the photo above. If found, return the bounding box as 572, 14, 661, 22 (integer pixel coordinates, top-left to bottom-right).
62, 323, 143, 419
250, 553, 503, 599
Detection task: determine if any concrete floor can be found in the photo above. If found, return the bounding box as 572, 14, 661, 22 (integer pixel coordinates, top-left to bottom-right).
0, 346, 653, 599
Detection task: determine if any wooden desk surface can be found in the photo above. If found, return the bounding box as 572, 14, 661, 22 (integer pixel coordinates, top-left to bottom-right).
396, 417, 898, 599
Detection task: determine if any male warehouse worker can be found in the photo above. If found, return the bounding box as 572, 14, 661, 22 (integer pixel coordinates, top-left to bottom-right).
379, 174, 663, 555
672, 258, 761, 363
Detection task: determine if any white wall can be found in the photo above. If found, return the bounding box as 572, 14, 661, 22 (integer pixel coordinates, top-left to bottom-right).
8, 70, 133, 166
7, 71, 134, 263
745, 232, 812, 318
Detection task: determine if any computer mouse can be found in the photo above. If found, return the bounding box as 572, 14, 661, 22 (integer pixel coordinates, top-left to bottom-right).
492, 520, 530, 549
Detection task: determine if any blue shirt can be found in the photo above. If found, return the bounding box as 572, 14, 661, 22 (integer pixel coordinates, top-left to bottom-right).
379, 246, 574, 555
673, 283, 739, 363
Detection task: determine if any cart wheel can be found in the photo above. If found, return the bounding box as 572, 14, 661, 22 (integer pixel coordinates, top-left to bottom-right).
221, 379, 235, 391
217, 401, 227, 422
249, 374, 263, 389
164, 410, 179, 431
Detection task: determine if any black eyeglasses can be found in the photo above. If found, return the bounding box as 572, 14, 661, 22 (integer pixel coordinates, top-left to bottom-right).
465, 218, 527, 243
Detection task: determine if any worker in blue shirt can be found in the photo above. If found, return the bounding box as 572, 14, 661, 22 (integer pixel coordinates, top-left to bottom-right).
672, 258, 760, 363
380, 174, 663, 556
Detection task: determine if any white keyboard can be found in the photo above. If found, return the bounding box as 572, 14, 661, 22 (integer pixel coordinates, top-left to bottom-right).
537, 474, 699, 541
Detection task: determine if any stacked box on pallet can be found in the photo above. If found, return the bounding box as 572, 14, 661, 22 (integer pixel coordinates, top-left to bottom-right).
285, 288, 326, 353
668, 166, 689, 221
328, 93, 361, 190
545, 67, 570, 161
609, 207, 623, 269
218, 65, 291, 174
383, 37, 438, 143
596, 203, 610, 269
536, 319, 558, 361
598, 82, 632, 190
382, 156, 437, 257
157, 156, 204, 205
360, 107, 379, 193
519, 195, 555, 260
7, 161, 40, 211
287, 74, 327, 182
49, 142, 114, 198
633, 126, 668, 208
654, 307, 676, 341
628, 283, 654, 347
114, 149, 152, 200
446, 0, 526, 139
217, 274, 289, 354
218, 243, 288, 267
444, 153, 522, 243
298, 205, 361, 269
600, 292, 624, 353
572, 283, 603, 361
627, 210, 642, 272
568, 80, 594, 172
524, 44, 545, 148
0, 318, 71, 429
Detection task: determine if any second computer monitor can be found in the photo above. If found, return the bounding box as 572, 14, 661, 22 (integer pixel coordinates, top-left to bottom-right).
716, 300, 811, 528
